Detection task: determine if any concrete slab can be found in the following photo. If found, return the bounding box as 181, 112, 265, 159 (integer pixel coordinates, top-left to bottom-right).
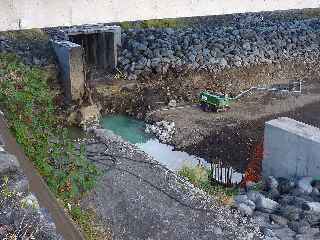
263, 117, 320, 178
52, 40, 85, 102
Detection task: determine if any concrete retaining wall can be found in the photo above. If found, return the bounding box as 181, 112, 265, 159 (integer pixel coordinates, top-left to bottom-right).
0, 0, 319, 31
52, 40, 85, 102
263, 117, 320, 178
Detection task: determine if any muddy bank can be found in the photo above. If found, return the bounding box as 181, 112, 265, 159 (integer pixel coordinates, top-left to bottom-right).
184, 100, 320, 172
95, 54, 320, 171
146, 75, 320, 171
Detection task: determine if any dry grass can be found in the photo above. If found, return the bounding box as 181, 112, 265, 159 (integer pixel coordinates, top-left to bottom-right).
0, 29, 49, 42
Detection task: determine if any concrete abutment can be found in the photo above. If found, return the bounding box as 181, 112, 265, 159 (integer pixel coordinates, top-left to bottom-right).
52, 26, 120, 102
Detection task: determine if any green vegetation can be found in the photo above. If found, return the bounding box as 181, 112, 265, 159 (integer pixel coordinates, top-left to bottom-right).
120, 18, 186, 29
178, 165, 238, 205
70, 205, 109, 240
0, 29, 49, 42
0, 53, 101, 239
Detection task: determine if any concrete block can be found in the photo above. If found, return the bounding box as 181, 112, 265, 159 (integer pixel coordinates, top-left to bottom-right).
52, 40, 85, 102
263, 117, 320, 178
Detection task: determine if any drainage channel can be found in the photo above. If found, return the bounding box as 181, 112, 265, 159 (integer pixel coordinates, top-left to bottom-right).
0, 114, 84, 240
101, 114, 244, 184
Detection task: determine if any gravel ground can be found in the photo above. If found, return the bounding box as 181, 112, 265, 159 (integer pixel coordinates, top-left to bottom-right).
81, 128, 262, 240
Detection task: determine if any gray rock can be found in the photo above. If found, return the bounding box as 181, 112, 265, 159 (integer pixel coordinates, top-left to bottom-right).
311, 187, 320, 197
302, 202, 320, 213
288, 220, 310, 234
0, 152, 20, 175
261, 227, 276, 238
269, 214, 288, 226
234, 194, 249, 203
272, 227, 296, 240
168, 100, 177, 108
217, 58, 228, 68
297, 177, 313, 194
295, 233, 320, 240
252, 211, 270, 226
234, 61, 242, 67
237, 203, 254, 216
278, 178, 295, 194
266, 176, 279, 191
311, 179, 320, 190
256, 195, 279, 213
278, 206, 301, 221
263, 237, 280, 240
266, 188, 281, 201
9, 178, 29, 194
278, 195, 307, 208
247, 191, 264, 203
243, 42, 251, 51
32, 57, 42, 66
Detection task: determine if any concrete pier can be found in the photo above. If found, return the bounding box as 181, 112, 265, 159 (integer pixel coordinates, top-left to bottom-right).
52, 40, 85, 102
263, 117, 320, 178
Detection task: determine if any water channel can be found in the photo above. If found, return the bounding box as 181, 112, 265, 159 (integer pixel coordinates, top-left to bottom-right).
100, 114, 243, 184
100, 114, 205, 171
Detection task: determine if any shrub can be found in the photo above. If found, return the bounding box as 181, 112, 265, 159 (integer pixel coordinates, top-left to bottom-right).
179, 165, 238, 205
120, 18, 186, 29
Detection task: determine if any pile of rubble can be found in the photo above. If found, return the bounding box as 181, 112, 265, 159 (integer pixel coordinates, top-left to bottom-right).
234, 176, 320, 240
145, 120, 175, 143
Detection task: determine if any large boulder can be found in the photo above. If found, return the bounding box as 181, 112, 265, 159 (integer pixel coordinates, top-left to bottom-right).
255, 195, 279, 213
297, 177, 313, 194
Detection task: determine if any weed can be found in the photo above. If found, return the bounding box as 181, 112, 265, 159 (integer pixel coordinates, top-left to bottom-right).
120, 18, 186, 29
0, 53, 102, 238
0, 29, 49, 42
179, 165, 239, 205
70, 204, 110, 240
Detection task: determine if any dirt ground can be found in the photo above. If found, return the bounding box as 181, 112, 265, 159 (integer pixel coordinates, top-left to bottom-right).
147, 79, 320, 172
95, 56, 320, 172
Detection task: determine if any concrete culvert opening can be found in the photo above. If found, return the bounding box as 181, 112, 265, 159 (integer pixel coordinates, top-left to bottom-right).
52, 25, 121, 102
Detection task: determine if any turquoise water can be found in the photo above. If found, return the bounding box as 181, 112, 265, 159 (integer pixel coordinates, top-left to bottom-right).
101, 114, 243, 182
100, 115, 204, 170
101, 115, 152, 144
